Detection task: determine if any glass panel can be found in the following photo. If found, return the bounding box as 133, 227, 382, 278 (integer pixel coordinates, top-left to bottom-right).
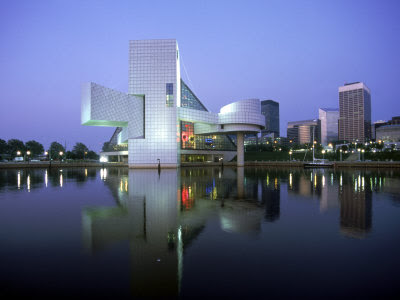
181, 121, 236, 151
180, 80, 208, 111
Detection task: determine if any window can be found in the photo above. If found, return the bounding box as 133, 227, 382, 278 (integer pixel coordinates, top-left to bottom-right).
166, 83, 174, 107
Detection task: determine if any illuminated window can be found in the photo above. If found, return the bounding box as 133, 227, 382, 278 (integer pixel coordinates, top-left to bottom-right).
180, 121, 236, 151
166, 83, 174, 107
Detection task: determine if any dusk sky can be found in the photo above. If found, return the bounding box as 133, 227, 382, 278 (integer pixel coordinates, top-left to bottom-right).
1, 0, 399, 151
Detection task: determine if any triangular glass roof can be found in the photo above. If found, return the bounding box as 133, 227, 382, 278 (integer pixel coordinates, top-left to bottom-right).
180, 80, 208, 112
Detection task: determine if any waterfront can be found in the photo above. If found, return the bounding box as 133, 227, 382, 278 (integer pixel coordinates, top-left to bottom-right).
0, 167, 400, 298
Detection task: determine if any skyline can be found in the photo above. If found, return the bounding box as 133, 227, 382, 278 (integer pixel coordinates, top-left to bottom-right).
1, 0, 399, 151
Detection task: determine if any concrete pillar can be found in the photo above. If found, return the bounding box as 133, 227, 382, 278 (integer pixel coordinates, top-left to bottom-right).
237, 166, 244, 198
237, 132, 244, 167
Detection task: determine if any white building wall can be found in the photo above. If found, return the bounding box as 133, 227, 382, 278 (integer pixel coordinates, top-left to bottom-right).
128, 39, 180, 167
81, 82, 144, 141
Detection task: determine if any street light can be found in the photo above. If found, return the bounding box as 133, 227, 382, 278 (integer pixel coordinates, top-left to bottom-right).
16, 151, 21, 156
26, 150, 31, 163
289, 150, 292, 161
59, 151, 63, 162
357, 148, 361, 161
340, 149, 342, 161
362, 149, 365, 161
322, 150, 325, 160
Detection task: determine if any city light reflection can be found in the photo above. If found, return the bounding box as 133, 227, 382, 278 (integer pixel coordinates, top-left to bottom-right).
27, 174, 30, 191
100, 168, 107, 180
17, 171, 21, 189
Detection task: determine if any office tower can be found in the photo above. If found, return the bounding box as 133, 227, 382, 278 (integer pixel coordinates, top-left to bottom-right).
319, 108, 339, 146
338, 82, 371, 142
261, 100, 280, 137
287, 119, 321, 145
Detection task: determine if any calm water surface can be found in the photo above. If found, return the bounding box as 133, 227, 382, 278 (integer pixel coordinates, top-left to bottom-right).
0, 167, 400, 298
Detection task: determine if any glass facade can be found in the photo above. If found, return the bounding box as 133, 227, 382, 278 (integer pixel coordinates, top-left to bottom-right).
181, 121, 236, 151
180, 80, 208, 111
261, 100, 280, 137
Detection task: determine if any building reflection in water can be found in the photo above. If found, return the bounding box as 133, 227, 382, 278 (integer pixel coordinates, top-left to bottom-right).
339, 171, 372, 239
82, 167, 282, 297
1, 167, 399, 295
83, 169, 180, 297
288, 169, 373, 238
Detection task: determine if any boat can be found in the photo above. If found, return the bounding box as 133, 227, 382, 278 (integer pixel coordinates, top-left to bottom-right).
304, 159, 334, 168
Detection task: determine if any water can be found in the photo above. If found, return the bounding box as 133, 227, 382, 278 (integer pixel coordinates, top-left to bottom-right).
0, 167, 399, 298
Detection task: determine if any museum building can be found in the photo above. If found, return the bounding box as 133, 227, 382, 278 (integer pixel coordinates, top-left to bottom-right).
82, 39, 264, 168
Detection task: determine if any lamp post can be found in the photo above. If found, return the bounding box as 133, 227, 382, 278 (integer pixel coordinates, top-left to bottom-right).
289, 151, 292, 161
59, 151, 63, 163
340, 149, 342, 161
27, 150, 31, 163
322, 150, 325, 160
362, 149, 365, 161
357, 148, 361, 161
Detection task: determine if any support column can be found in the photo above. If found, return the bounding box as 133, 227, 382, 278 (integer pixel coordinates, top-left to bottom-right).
237, 132, 244, 167
237, 165, 244, 198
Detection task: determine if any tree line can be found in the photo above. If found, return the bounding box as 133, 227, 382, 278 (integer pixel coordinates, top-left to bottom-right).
0, 139, 98, 161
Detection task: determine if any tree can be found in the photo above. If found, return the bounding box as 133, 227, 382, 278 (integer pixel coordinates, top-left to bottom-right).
65, 151, 75, 160
0, 139, 8, 154
25, 140, 44, 157
7, 139, 26, 157
86, 150, 99, 160
49, 142, 65, 160
72, 142, 89, 159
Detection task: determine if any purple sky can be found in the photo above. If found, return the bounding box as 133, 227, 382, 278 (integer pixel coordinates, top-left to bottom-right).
1, 0, 399, 152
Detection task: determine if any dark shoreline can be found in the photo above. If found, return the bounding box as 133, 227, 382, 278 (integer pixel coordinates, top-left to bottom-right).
1, 161, 400, 169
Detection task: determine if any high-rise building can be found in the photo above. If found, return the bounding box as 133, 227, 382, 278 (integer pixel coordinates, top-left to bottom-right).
338, 82, 371, 142
287, 119, 321, 145
261, 100, 279, 137
319, 108, 339, 146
